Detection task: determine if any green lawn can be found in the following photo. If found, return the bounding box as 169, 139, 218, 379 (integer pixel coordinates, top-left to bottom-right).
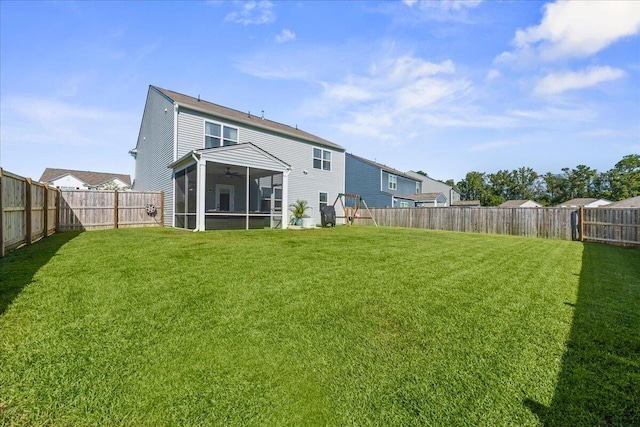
0, 227, 638, 426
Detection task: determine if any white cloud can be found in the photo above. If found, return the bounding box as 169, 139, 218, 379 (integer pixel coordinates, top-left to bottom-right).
404, 0, 483, 11
275, 29, 295, 43
299, 54, 514, 140
1, 96, 133, 148
225, 1, 275, 25
534, 66, 626, 95
508, 105, 597, 123
486, 69, 500, 80
467, 140, 515, 153
501, 0, 640, 62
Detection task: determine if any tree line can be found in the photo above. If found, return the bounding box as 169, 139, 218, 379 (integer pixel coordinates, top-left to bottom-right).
451, 154, 640, 206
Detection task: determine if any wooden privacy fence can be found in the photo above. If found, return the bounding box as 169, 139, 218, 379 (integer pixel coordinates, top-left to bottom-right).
59, 190, 163, 231
366, 207, 639, 245
366, 207, 577, 241
1, 168, 163, 257
1, 169, 58, 256
580, 207, 640, 246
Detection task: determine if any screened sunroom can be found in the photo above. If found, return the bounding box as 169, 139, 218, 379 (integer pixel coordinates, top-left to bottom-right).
169, 143, 291, 231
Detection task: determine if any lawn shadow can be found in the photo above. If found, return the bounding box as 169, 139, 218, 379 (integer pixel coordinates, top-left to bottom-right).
525, 243, 640, 426
0, 232, 81, 316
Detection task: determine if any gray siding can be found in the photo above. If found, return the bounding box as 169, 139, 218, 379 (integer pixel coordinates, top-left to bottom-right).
407, 171, 461, 204
345, 154, 420, 208
176, 108, 345, 224
381, 171, 418, 196
176, 109, 204, 156
133, 88, 175, 226
345, 155, 393, 207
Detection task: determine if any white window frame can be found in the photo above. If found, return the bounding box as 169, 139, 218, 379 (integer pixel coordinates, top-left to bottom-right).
319, 191, 328, 211
204, 120, 238, 148
388, 174, 397, 190
416, 182, 421, 194
313, 147, 331, 171
400, 201, 409, 208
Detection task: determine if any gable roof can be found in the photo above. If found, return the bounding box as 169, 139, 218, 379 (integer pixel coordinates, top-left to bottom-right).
606, 196, 640, 208
396, 192, 446, 201
151, 86, 344, 151
556, 197, 611, 207
499, 200, 541, 208
39, 168, 131, 186
452, 200, 481, 207
347, 153, 419, 181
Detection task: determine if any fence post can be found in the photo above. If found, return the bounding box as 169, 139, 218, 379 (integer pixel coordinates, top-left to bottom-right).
160, 191, 165, 227
0, 168, 4, 257
579, 206, 585, 242
114, 190, 119, 229
43, 185, 49, 238
25, 178, 33, 246
56, 188, 62, 233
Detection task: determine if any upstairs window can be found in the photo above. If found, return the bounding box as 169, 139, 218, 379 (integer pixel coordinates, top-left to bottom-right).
388, 174, 397, 190
205, 122, 238, 148
313, 148, 331, 171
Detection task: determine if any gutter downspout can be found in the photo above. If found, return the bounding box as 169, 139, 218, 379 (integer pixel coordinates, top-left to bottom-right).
173, 103, 179, 162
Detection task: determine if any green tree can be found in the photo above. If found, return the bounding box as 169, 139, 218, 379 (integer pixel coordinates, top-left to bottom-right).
607, 154, 640, 200
486, 170, 511, 205
456, 171, 486, 202
509, 167, 539, 200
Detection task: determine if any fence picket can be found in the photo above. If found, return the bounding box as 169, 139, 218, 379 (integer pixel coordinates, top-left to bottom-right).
1, 168, 163, 256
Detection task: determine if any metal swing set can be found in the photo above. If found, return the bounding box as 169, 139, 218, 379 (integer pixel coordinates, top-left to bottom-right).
332, 193, 378, 227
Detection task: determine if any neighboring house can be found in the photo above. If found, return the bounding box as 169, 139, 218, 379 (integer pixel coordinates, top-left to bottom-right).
452, 200, 481, 208
556, 198, 611, 208
605, 196, 640, 208
345, 153, 423, 208
405, 171, 461, 206
398, 192, 448, 207
499, 200, 542, 208
131, 86, 345, 230
39, 168, 131, 190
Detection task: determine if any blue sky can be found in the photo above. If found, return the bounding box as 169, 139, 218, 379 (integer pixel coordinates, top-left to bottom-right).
1, 0, 639, 183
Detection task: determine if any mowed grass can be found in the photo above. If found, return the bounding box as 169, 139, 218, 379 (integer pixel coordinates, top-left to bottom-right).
0, 227, 638, 426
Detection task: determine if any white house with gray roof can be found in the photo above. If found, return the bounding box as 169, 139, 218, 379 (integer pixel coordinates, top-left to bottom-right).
40, 168, 131, 190
131, 86, 345, 230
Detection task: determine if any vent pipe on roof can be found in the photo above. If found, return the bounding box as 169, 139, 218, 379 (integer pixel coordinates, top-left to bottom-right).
261, 110, 264, 120
197, 94, 200, 101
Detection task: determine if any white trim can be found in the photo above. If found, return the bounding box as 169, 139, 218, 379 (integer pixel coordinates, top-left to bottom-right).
312, 146, 332, 171
203, 119, 239, 149
319, 191, 328, 213
215, 184, 235, 212
281, 170, 289, 229
197, 160, 207, 231
173, 103, 179, 162
388, 174, 398, 190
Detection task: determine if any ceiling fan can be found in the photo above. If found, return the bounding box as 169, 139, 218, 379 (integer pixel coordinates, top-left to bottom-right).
224, 167, 243, 179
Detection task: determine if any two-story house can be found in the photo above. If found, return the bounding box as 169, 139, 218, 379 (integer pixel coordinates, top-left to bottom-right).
405, 171, 460, 207
345, 153, 423, 208
131, 86, 345, 230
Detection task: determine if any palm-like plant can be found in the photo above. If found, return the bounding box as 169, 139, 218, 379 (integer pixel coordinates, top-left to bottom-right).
289, 199, 311, 224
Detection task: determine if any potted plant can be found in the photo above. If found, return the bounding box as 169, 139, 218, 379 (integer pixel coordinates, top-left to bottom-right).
289, 199, 311, 226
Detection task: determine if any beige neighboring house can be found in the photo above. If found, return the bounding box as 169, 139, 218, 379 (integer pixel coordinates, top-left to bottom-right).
405, 171, 461, 206
499, 200, 542, 208
40, 168, 131, 190
452, 200, 481, 207
556, 198, 611, 208
605, 196, 640, 208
